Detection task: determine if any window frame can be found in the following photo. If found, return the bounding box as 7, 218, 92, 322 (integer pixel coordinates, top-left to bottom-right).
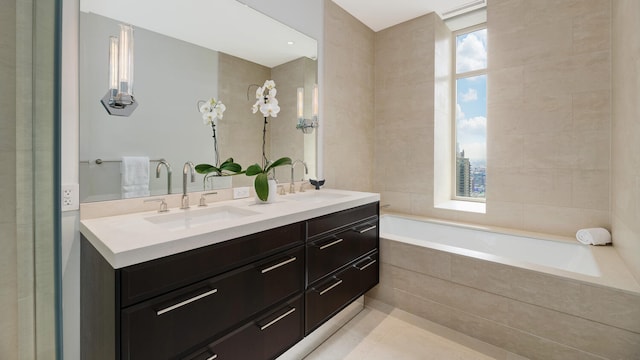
451, 23, 487, 203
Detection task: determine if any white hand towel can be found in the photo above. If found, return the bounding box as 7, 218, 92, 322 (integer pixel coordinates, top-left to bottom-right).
121, 156, 150, 199
576, 228, 611, 245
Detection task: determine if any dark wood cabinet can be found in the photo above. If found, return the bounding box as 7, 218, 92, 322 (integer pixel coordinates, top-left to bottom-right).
82, 202, 379, 360
307, 218, 378, 284
305, 202, 380, 334
183, 294, 304, 360
305, 251, 379, 334
121, 245, 304, 359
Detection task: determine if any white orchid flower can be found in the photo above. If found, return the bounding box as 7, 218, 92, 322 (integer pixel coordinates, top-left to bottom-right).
215, 103, 226, 119
263, 80, 275, 90
199, 102, 212, 114
202, 111, 216, 125
256, 86, 264, 99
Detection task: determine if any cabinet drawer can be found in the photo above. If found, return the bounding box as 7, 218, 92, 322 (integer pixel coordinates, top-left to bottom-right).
121, 246, 304, 360
305, 251, 379, 335
307, 202, 378, 238
120, 222, 304, 307
183, 295, 303, 360
307, 219, 378, 284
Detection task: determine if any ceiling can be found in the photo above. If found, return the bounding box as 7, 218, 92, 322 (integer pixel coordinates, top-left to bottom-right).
332, 0, 487, 32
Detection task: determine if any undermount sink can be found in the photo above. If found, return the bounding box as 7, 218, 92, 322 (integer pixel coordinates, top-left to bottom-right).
287, 191, 348, 203
144, 205, 260, 231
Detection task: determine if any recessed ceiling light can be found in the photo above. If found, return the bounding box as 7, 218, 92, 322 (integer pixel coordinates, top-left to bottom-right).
287, 41, 294, 45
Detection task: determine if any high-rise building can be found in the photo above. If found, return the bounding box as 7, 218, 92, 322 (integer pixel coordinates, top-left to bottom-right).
456, 150, 471, 197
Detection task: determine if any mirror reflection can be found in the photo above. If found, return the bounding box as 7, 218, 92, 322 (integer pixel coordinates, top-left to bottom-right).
79, 0, 318, 202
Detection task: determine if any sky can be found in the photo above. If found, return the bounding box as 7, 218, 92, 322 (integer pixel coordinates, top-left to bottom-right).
455, 28, 487, 166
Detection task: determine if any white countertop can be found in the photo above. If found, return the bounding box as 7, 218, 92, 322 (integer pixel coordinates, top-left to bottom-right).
80, 189, 380, 269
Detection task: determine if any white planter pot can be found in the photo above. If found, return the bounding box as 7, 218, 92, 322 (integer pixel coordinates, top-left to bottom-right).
255, 179, 277, 204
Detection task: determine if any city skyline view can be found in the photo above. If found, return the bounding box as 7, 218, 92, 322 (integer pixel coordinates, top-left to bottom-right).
456, 28, 487, 198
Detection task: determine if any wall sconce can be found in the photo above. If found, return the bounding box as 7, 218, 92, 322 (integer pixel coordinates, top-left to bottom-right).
296, 84, 318, 134
101, 24, 138, 116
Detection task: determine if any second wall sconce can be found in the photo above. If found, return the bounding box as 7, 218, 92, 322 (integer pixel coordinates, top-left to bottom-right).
296, 84, 318, 134
101, 23, 138, 116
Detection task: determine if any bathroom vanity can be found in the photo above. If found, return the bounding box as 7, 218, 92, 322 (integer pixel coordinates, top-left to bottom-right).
80, 190, 379, 360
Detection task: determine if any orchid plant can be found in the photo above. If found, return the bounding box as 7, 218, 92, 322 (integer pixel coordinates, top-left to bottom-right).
246, 80, 292, 201
195, 98, 242, 179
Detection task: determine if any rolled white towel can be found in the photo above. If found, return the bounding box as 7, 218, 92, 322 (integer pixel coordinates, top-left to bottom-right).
576, 228, 611, 245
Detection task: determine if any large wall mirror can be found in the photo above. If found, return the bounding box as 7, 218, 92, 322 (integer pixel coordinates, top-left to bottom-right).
79, 0, 318, 202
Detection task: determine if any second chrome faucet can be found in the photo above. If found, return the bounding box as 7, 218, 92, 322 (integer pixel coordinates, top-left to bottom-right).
181, 161, 195, 209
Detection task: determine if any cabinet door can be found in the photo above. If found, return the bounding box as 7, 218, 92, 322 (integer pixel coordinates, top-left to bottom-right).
307, 219, 378, 284
120, 222, 304, 307
183, 295, 304, 360
120, 246, 304, 360
307, 203, 378, 238
305, 251, 379, 335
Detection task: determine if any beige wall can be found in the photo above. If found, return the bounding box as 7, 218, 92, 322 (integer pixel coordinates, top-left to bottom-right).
374, 0, 612, 238
323, 0, 375, 191
612, 0, 640, 280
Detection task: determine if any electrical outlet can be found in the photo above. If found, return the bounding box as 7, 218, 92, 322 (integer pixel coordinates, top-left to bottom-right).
61, 183, 79, 212
233, 187, 250, 199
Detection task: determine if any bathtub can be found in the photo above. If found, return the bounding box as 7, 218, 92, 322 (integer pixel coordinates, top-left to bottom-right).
370, 214, 640, 360
381, 214, 603, 277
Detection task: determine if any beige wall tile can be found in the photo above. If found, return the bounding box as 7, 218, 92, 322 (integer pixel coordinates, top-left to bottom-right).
572, 90, 611, 132
571, 169, 609, 211
579, 281, 640, 333
611, 0, 640, 281
522, 204, 610, 237
324, 0, 375, 192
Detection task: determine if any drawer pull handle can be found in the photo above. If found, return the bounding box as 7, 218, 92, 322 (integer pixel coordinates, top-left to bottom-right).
156, 288, 218, 316
354, 259, 377, 271
318, 238, 344, 250
319, 278, 343, 295
259, 307, 296, 331
358, 225, 377, 234
261, 257, 297, 274
206, 355, 218, 360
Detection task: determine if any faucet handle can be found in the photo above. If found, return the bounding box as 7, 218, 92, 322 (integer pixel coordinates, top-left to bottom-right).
277, 185, 286, 196
198, 192, 218, 207
144, 197, 169, 213
299, 181, 309, 193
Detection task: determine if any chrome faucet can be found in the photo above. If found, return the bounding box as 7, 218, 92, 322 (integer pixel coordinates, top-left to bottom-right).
181, 161, 195, 209
290, 160, 308, 194
155, 159, 172, 195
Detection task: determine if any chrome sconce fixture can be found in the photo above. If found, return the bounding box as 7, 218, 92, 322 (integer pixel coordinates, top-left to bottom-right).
101, 24, 138, 116
295, 85, 318, 134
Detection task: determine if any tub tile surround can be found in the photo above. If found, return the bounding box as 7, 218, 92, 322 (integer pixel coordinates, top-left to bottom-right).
368, 235, 640, 359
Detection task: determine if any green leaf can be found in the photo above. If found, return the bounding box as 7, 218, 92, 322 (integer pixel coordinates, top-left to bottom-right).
220, 162, 242, 173
245, 164, 264, 176
265, 157, 292, 172
254, 173, 269, 201
195, 164, 220, 174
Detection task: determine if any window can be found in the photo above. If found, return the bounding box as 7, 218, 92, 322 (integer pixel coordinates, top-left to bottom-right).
454, 25, 487, 200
